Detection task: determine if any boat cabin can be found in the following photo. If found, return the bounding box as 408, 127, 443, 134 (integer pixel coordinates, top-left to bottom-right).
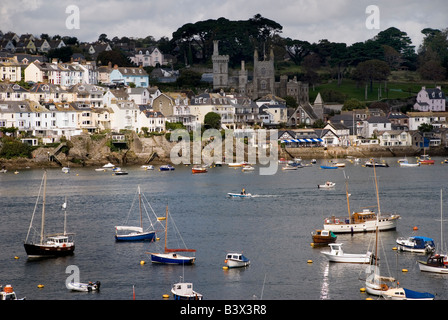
426, 254, 448, 267
351, 209, 376, 223
0, 285, 17, 300
226, 253, 247, 261
46, 235, 72, 246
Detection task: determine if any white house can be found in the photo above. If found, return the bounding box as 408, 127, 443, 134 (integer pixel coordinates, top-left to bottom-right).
323, 123, 350, 146
68, 83, 105, 108
127, 87, 151, 105
414, 86, 446, 112
108, 100, 140, 132
130, 47, 164, 67
0, 57, 22, 81
407, 112, 448, 131
377, 130, 413, 147
258, 103, 287, 125
0, 83, 29, 101
28, 83, 73, 104
360, 116, 392, 138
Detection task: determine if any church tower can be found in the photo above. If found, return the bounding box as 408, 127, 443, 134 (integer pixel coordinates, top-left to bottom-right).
212, 40, 229, 90
252, 48, 275, 100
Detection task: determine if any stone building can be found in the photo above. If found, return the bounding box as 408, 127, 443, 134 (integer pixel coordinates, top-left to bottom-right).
212, 41, 310, 106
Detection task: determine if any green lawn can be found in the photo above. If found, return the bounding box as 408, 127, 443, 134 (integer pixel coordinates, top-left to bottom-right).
309, 78, 447, 104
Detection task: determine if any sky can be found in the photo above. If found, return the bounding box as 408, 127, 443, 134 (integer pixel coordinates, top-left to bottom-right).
1, 0, 447, 49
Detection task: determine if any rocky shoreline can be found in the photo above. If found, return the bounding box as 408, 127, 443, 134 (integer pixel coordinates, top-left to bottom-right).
1, 133, 448, 170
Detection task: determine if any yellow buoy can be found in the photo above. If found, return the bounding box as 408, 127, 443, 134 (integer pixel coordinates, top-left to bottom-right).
392, 247, 397, 250
156, 237, 160, 241
162, 294, 170, 299
222, 266, 229, 270
366, 297, 373, 300
360, 287, 366, 292
140, 260, 145, 265
307, 260, 313, 264
402, 269, 408, 273
14, 256, 19, 259
37, 284, 44, 288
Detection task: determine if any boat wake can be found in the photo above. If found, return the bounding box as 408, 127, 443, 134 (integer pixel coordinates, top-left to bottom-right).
250, 194, 280, 198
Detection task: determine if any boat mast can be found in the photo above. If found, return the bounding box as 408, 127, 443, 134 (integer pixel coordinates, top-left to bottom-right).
344, 171, 350, 220
441, 189, 444, 253
372, 159, 380, 267
40, 171, 47, 245
138, 186, 142, 229
164, 205, 168, 253
63, 196, 67, 235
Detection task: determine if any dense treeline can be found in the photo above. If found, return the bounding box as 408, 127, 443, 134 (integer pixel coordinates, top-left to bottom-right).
42, 14, 448, 85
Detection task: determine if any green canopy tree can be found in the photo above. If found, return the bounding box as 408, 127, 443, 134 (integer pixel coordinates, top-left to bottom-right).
204, 112, 221, 130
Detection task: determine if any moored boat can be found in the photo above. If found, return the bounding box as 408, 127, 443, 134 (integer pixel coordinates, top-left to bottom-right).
381, 287, 434, 300
311, 229, 337, 245
365, 160, 389, 167
241, 165, 255, 172
159, 164, 175, 171
320, 165, 338, 169
227, 192, 252, 198
321, 243, 372, 263
24, 172, 75, 258
0, 285, 23, 300
418, 154, 434, 165
67, 281, 101, 292
396, 236, 435, 253
192, 165, 208, 174
171, 278, 203, 300
141, 165, 154, 170
225, 253, 250, 268
318, 181, 335, 189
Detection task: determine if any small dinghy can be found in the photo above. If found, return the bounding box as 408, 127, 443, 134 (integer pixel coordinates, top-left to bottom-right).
225, 253, 250, 268
67, 281, 100, 292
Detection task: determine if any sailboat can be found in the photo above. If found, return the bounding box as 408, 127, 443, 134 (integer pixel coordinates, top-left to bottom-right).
323, 169, 400, 233
115, 186, 157, 241
365, 162, 396, 296
147, 206, 196, 265
24, 171, 75, 258
417, 189, 448, 273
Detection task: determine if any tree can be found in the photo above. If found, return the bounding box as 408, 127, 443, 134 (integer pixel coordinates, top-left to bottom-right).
176, 69, 203, 87
352, 59, 390, 92
342, 98, 365, 111
284, 38, 311, 65
96, 49, 133, 67
418, 60, 446, 81
204, 112, 221, 130
47, 46, 73, 63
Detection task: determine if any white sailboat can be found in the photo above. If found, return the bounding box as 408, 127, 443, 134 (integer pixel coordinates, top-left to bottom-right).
365, 162, 396, 296
417, 189, 448, 273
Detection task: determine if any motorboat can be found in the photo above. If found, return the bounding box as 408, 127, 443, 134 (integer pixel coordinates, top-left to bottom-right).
102, 162, 117, 169
321, 243, 372, 263
282, 164, 298, 170
364, 160, 389, 167
0, 285, 23, 300
381, 287, 434, 300
159, 164, 175, 171
241, 165, 255, 172
225, 253, 250, 268
396, 236, 435, 253
171, 278, 203, 300
418, 254, 448, 273
227, 192, 252, 198
141, 165, 154, 170
318, 181, 335, 189
320, 165, 338, 169
114, 170, 128, 175
62, 167, 70, 173
399, 161, 420, 167
192, 165, 208, 174
311, 229, 337, 246
67, 281, 101, 292
418, 154, 434, 165
228, 162, 248, 167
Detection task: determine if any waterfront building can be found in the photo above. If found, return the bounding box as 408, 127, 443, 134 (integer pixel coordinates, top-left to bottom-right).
414, 86, 446, 112
109, 64, 149, 87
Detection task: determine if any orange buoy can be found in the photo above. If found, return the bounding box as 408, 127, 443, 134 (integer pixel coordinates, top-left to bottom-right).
413, 226, 418, 231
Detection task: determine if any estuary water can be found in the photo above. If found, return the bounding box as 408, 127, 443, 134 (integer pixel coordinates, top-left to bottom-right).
1, 157, 448, 301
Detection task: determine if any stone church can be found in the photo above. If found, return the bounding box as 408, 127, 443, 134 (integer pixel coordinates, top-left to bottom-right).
212, 40, 309, 106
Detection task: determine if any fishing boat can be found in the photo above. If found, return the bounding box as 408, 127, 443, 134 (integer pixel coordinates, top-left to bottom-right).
0, 285, 23, 300
171, 278, 203, 300
321, 243, 372, 263
159, 164, 175, 171
225, 253, 250, 268
318, 181, 335, 189
147, 206, 196, 265
24, 172, 75, 258
418, 189, 448, 273
191, 165, 208, 174
311, 229, 337, 246
396, 236, 435, 253
365, 162, 397, 296
66, 281, 101, 292
323, 171, 399, 233
115, 186, 158, 242
381, 287, 434, 300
